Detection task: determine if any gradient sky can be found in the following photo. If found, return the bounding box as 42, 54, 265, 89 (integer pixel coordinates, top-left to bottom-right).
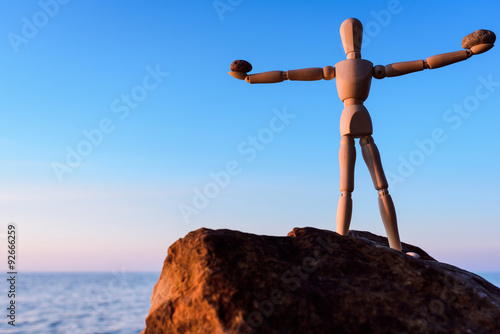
0, 0, 499, 274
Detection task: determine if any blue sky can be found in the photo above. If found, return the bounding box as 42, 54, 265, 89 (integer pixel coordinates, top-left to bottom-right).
0, 0, 499, 273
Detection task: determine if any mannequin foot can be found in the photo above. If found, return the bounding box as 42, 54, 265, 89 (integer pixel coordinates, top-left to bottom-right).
406, 252, 420, 258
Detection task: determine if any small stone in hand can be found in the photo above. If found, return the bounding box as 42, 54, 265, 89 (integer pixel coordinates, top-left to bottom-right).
230, 60, 252, 73
462, 29, 496, 49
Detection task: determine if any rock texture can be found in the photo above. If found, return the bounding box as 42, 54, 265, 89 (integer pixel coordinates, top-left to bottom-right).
462, 29, 496, 49
142, 227, 500, 334
230, 60, 252, 73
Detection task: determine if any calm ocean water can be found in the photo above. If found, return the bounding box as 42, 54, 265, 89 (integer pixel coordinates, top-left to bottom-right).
2, 272, 160, 334
1, 272, 499, 333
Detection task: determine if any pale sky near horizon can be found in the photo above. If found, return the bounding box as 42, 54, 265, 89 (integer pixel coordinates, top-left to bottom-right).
0, 0, 499, 274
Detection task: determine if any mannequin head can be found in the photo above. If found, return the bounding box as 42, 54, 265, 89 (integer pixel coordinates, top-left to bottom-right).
340, 18, 363, 59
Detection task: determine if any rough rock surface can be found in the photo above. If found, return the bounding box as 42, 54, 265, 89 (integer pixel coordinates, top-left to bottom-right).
230, 60, 252, 73
142, 227, 500, 334
462, 29, 496, 49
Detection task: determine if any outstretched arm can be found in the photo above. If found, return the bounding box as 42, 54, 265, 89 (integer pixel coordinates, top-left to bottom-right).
229, 60, 335, 84
373, 29, 495, 79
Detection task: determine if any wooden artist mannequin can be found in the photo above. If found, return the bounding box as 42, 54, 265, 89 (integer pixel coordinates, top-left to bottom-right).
229, 18, 495, 254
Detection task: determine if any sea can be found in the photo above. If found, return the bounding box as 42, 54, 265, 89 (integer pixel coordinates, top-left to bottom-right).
1, 272, 499, 334
1, 272, 160, 334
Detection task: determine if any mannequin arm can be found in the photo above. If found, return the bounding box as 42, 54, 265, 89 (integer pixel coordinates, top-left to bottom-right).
374, 45, 493, 79
379, 49, 471, 78
229, 64, 335, 84
374, 29, 495, 79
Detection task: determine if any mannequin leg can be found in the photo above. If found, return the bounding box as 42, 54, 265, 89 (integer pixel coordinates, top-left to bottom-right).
336, 136, 356, 235
360, 135, 402, 251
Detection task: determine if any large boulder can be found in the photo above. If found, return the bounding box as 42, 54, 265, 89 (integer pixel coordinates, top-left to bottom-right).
142, 227, 500, 334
